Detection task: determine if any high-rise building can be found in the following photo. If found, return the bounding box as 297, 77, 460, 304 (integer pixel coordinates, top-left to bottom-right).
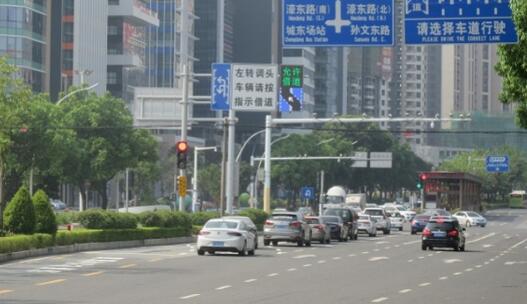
314, 48, 346, 118
0, 0, 50, 92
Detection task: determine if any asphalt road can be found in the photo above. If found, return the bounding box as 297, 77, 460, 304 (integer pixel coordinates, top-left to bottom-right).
1, 209, 526, 304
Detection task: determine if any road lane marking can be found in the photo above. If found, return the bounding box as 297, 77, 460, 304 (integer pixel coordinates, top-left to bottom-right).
453, 272, 462, 276
475, 265, 482, 268
332, 257, 342, 260
399, 289, 412, 294
119, 263, 137, 269
268, 273, 279, 277
376, 241, 389, 244
293, 254, 316, 259
465, 268, 473, 272
373, 249, 380, 252
418, 256, 425, 259
484, 261, 490, 265
294, 249, 304, 253
467, 232, 496, 244
180, 294, 200, 300
318, 260, 326, 264
439, 276, 448, 280
419, 282, 431, 287
348, 254, 356, 257
482, 244, 493, 248
244, 279, 257, 283
490, 258, 495, 262
427, 254, 434, 257
371, 297, 388, 303
394, 245, 400, 248
35, 279, 66, 286
82, 271, 104, 277
408, 259, 414, 263
369, 257, 389, 262
148, 258, 163, 262
0, 289, 14, 295
404, 240, 421, 245
216, 285, 232, 290
510, 238, 527, 250
362, 251, 369, 254
287, 268, 297, 272
303, 264, 312, 267
444, 259, 462, 264
384, 247, 391, 250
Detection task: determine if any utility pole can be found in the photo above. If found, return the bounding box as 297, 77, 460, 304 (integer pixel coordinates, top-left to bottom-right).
220, 118, 228, 216
125, 168, 129, 212
319, 170, 325, 216
178, 0, 190, 211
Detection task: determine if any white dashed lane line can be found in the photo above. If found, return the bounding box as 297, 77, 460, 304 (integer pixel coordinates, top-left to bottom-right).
268, 273, 279, 277
180, 294, 200, 300
371, 297, 389, 303
439, 276, 448, 280
399, 289, 412, 294
244, 279, 257, 283
419, 282, 431, 287
215, 285, 232, 291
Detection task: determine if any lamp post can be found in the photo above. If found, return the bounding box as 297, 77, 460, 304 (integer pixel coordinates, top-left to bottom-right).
56, 83, 99, 105
193, 146, 218, 212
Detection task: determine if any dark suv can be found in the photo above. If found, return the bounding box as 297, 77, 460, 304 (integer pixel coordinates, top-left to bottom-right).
323, 208, 358, 240
421, 216, 466, 251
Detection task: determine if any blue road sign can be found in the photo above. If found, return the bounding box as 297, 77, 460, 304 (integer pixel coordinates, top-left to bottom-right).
486, 155, 509, 173
301, 187, 316, 200
283, 0, 394, 47
405, 0, 518, 45
211, 63, 231, 111
279, 87, 304, 112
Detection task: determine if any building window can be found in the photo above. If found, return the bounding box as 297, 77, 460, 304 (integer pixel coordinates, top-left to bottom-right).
108, 71, 118, 84
108, 25, 119, 35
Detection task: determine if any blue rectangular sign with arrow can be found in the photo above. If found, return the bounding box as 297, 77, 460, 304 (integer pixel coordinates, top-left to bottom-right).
486, 155, 509, 173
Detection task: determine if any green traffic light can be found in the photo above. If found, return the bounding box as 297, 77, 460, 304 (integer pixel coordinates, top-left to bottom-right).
416, 182, 422, 189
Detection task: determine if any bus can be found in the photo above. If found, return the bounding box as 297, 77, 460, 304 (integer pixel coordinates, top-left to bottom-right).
509, 190, 527, 209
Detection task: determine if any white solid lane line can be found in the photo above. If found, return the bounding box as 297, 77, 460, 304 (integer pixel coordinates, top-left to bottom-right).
180, 294, 200, 300
371, 297, 389, 303
216, 285, 232, 291
399, 289, 412, 294
268, 273, 279, 277
244, 279, 257, 283
293, 254, 316, 259
419, 282, 431, 287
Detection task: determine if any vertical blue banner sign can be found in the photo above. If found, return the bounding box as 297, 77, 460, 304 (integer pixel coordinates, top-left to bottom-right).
283, 0, 394, 47
211, 63, 231, 111
405, 0, 518, 44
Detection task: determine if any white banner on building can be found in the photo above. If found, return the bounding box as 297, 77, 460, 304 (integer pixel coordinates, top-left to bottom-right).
231, 64, 278, 112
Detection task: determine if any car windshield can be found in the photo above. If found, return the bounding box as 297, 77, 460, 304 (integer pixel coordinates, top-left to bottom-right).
305, 218, 319, 224
365, 209, 383, 216
205, 221, 239, 229
426, 222, 455, 231
322, 216, 340, 223
271, 214, 297, 221
396, 206, 406, 211
466, 212, 480, 217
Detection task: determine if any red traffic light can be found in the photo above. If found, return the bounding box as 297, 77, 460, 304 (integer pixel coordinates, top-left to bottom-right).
176, 141, 189, 153
419, 173, 427, 181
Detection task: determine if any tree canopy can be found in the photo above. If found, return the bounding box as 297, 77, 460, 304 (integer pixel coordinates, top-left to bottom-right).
496, 0, 527, 127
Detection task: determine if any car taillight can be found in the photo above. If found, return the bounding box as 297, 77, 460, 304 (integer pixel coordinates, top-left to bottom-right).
447, 229, 459, 237
228, 231, 242, 236
289, 221, 301, 229
422, 228, 431, 237
411, 220, 416, 225
314, 224, 324, 230
199, 230, 210, 235
265, 220, 273, 226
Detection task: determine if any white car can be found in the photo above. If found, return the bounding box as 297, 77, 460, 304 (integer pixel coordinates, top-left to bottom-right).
387, 211, 404, 231
222, 216, 259, 249
394, 205, 416, 221
363, 208, 391, 234
453, 211, 487, 227
357, 214, 377, 237
197, 219, 257, 256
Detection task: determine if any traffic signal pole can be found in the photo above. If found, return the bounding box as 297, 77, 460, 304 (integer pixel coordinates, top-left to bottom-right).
179, 0, 190, 211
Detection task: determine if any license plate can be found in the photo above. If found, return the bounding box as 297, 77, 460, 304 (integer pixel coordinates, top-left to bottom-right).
275, 225, 288, 229
212, 241, 224, 247
432, 231, 446, 238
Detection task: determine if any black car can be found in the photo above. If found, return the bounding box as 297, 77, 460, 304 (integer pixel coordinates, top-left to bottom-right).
321, 215, 348, 241
421, 216, 466, 251
323, 208, 359, 240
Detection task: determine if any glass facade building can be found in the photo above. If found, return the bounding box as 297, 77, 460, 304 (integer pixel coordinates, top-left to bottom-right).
0, 0, 48, 92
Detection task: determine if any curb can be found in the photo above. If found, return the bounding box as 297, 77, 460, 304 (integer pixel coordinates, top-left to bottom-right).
0, 236, 196, 264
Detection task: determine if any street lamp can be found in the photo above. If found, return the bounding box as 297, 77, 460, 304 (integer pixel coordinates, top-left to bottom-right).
193, 146, 218, 213
57, 83, 99, 105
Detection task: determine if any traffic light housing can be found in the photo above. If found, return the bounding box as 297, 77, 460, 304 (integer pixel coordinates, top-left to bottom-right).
417, 173, 427, 190
176, 141, 189, 169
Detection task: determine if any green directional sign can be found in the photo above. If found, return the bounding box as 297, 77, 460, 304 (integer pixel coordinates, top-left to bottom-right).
280, 65, 303, 88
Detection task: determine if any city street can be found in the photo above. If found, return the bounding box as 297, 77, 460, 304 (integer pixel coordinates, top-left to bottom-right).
1, 209, 526, 304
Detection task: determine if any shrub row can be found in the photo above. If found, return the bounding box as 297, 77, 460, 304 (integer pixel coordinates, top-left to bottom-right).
78, 209, 138, 229
190, 211, 220, 226
238, 209, 269, 230
138, 211, 191, 231
0, 228, 189, 254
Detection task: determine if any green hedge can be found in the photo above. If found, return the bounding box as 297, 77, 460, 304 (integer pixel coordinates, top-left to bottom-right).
0, 228, 190, 254
190, 211, 220, 226
77, 209, 138, 229
56, 212, 80, 225
238, 208, 269, 230
138, 211, 192, 230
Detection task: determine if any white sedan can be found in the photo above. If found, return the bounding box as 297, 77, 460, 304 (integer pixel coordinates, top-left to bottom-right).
357, 214, 377, 237
453, 211, 487, 227
197, 219, 256, 256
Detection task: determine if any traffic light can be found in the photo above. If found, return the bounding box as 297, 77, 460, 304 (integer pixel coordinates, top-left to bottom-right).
176, 141, 189, 169
417, 173, 427, 190
178, 176, 187, 197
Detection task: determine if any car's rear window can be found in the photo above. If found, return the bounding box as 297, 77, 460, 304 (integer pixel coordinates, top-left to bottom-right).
305, 218, 319, 224
416, 215, 430, 220
271, 214, 297, 221
205, 221, 239, 229
324, 209, 350, 220
365, 209, 383, 216
426, 222, 455, 231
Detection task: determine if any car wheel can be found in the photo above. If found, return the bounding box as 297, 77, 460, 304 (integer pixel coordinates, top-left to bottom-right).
481, 224, 486, 228
421, 244, 427, 251
320, 239, 325, 244
369, 232, 375, 237
197, 249, 205, 256
272, 241, 278, 246
239, 242, 247, 256
460, 243, 465, 252
454, 245, 459, 251
383, 229, 389, 235
255, 237, 258, 249
429, 246, 433, 251
208, 250, 214, 255
326, 238, 331, 244
248, 249, 255, 256
399, 227, 403, 231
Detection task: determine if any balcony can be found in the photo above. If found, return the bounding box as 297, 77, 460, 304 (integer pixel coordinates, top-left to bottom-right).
108, 0, 159, 26
0, 0, 46, 14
